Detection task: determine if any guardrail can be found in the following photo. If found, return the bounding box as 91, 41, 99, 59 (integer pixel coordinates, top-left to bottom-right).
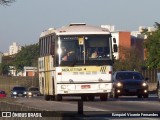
141, 69, 160, 83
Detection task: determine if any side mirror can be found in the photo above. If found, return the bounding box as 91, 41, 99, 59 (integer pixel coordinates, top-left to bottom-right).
113, 44, 118, 52
113, 38, 116, 43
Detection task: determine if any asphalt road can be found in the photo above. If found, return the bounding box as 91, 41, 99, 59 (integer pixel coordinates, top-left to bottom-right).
15, 94, 160, 111
12, 94, 160, 120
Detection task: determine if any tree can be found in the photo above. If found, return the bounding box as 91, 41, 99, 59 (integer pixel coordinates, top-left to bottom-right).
142, 22, 160, 69
12, 43, 39, 71
0, 63, 9, 75
0, 43, 39, 75
113, 46, 145, 71
0, 55, 15, 75
0, 0, 15, 6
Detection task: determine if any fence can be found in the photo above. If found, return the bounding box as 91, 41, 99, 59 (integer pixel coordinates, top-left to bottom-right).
141, 69, 160, 83
0, 76, 39, 95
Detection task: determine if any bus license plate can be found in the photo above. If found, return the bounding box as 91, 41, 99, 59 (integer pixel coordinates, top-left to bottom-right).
81, 85, 90, 89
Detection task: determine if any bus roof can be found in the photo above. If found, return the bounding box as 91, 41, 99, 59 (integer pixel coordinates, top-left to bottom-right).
56, 23, 110, 35
40, 23, 110, 37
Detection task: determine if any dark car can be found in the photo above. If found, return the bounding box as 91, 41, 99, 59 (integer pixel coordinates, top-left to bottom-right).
11, 86, 27, 97
112, 71, 149, 98
27, 87, 40, 97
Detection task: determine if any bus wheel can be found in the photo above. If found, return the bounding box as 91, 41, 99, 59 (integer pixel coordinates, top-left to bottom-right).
137, 94, 142, 98
44, 95, 50, 101
100, 94, 108, 101
143, 94, 148, 98
114, 93, 119, 98
50, 95, 55, 101
55, 95, 62, 101
81, 95, 87, 101
88, 95, 95, 101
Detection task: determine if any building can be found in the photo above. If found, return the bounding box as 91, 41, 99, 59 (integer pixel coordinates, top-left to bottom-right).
131, 26, 156, 60
9, 66, 37, 77
3, 52, 9, 56
9, 42, 21, 55
23, 66, 37, 77
101, 25, 115, 32
111, 31, 131, 59
131, 30, 145, 60
9, 66, 16, 76
101, 25, 132, 60
101, 25, 154, 60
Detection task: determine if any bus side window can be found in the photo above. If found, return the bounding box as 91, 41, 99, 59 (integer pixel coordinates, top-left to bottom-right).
50, 35, 55, 56
50, 41, 55, 56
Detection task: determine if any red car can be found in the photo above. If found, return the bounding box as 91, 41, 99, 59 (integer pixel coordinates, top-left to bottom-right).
0, 90, 7, 98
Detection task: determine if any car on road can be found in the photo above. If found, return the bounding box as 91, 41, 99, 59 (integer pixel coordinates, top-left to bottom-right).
112, 71, 149, 98
11, 86, 27, 97
0, 90, 7, 98
27, 87, 41, 97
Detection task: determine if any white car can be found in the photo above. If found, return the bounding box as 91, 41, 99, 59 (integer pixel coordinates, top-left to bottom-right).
27, 87, 41, 97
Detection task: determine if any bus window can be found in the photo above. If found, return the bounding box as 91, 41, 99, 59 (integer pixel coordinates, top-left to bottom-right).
57, 35, 112, 66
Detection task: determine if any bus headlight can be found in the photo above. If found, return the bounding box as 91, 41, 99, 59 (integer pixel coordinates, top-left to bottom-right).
116, 82, 122, 87
142, 82, 147, 87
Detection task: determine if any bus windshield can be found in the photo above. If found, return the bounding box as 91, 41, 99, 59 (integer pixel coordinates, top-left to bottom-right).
57, 35, 113, 66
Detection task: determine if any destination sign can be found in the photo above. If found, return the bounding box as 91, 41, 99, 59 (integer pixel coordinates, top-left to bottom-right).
61, 66, 109, 72
62, 68, 83, 72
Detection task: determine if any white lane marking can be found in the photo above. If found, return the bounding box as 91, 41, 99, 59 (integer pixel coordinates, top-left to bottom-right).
51, 101, 108, 111
83, 105, 107, 111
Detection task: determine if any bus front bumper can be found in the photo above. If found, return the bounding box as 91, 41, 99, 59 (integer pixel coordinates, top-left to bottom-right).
56, 83, 112, 94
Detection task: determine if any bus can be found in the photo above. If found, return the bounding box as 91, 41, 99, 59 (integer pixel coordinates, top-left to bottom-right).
38, 23, 117, 101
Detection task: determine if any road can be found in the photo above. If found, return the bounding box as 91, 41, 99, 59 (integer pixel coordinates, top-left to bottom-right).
13, 94, 160, 119
15, 94, 160, 111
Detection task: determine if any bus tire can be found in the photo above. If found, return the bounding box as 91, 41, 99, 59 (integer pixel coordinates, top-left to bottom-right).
88, 95, 95, 101
44, 95, 50, 101
55, 95, 62, 101
137, 94, 142, 98
114, 93, 119, 98
143, 94, 148, 98
81, 95, 87, 101
50, 95, 55, 101
100, 94, 108, 101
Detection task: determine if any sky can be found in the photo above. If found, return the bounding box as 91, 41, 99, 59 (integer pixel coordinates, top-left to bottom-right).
0, 0, 159, 52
